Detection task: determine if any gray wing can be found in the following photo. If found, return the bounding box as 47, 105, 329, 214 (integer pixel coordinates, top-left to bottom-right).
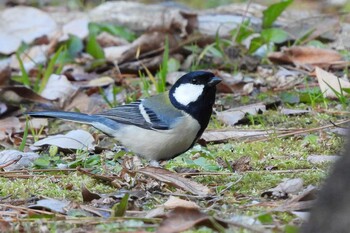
94, 92, 184, 130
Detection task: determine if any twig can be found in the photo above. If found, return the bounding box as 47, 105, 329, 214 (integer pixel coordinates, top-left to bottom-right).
180, 172, 232, 177
246, 119, 350, 143
152, 191, 214, 200
180, 169, 317, 177
0, 168, 77, 174
219, 175, 243, 195
0, 156, 22, 169
0, 197, 39, 205
329, 120, 349, 128
246, 168, 321, 174
0, 174, 64, 179
314, 108, 350, 115
0, 203, 61, 216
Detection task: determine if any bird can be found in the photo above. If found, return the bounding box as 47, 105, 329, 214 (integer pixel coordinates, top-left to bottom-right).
27, 71, 221, 161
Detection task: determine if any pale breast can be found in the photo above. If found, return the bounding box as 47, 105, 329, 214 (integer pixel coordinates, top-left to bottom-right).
112, 113, 201, 160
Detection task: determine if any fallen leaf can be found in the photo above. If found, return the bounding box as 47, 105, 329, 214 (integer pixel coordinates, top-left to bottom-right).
97, 32, 129, 47
280, 108, 310, 116
81, 185, 102, 202
275, 185, 317, 212
262, 178, 304, 199
157, 207, 227, 233
0, 220, 11, 233
62, 64, 98, 81
258, 66, 304, 89
27, 118, 48, 130
32, 129, 95, 151
232, 156, 252, 172
0, 116, 21, 132
145, 207, 165, 218
60, 16, 89, 41
307, 155, 340, 164
29, 199, 70, 214
315, 66, 350, 99
0, 6, 57, 54
163, 196, 200, 210
268, 46, 343, 67
89, 2, 188, 36
215, 71, 256, 95
75, 76, 114, 88
0, 59, 11, 86
137, 167, 210, 196
104, 45, 131, 62
0, 150, 40, 171
63, 92, 103, 113
216, 103, 266, 125
166, 71, 187, 85
0, 86, 52, 105
116, 31, 177, 64
10, 45, 49, 71
283, 16, 340, 43
40, 74, 77, 105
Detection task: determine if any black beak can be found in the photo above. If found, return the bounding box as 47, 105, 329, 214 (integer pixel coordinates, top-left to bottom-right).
208, 76, 222, 87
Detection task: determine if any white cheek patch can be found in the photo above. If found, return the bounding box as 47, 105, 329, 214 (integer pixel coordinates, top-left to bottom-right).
173, 83, 204, 106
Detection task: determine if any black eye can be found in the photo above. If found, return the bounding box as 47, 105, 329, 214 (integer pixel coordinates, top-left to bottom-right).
192, 78, 198, 84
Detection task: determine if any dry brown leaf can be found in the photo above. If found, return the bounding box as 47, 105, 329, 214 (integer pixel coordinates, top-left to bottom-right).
81, 185, 102, 202
0, 116, 21, 134
0, 59, 11, 86
163, 196, 200, 210
63, 92, 101, 113
77, 76, 114, 88
214, 71, 255, 95
156, 207, 227, 233
232, 156, 251, 172
262, 178, 304, 199
62, 64, 98, 81
216, 103, 266, 126
268, 46, 343, 66
315, 66, 350, 99
97, 32, 129, 48
257, 66, 304, 90
137, 167, 210, 196
0, 86, 52, 105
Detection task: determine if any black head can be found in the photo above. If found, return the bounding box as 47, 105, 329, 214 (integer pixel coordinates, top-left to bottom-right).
169, 71, 221, 132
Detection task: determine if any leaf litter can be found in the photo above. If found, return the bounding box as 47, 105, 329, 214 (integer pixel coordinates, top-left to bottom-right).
0, 0, 349, 232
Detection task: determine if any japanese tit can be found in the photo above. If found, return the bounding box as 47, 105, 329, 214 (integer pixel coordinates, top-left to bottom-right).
27, 71, 221, 161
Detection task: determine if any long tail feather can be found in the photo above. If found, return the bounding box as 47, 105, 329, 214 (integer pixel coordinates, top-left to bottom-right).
26, 111, 120, 136
27, 111, 97, 123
